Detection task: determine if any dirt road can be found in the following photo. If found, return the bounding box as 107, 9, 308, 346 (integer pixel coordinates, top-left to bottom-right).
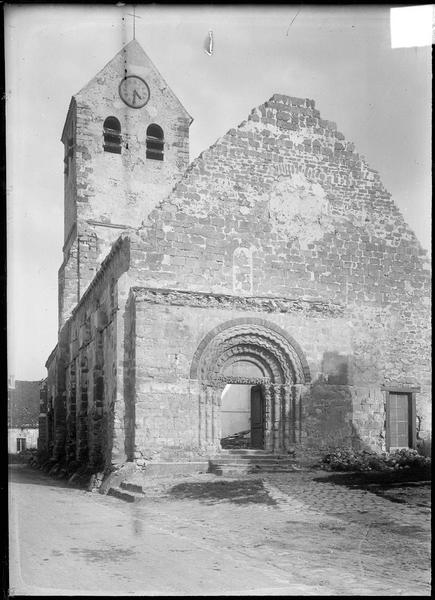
8, 464, 431, 596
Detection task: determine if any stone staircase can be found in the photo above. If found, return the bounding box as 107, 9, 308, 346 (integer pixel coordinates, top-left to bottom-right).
208, 449, 299, 476
105, 450, 303, 501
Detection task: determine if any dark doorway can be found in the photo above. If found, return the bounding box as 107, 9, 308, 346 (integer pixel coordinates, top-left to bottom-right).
219, 384, 265, 450
250, 385, 264, 449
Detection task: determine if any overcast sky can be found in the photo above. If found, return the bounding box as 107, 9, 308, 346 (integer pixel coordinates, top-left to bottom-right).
6, 4, 431, 381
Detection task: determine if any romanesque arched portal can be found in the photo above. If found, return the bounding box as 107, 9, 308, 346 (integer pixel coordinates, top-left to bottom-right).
190, 318, 311, 453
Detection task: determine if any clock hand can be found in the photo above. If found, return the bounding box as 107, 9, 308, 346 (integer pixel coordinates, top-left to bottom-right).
132, 89, 142, 105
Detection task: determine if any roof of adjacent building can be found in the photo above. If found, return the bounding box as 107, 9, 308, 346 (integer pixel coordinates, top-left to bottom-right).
8, 380, 41, 428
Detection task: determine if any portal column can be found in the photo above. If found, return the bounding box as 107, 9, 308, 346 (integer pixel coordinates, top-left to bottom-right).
199, 384, 222, 452
211, 386, 222, 450
283, 385, 292, 449
292, 384, 303, 444
205, 386, 213, 444
263, 383, 273, 452
272, 384, 281, 452
199, 384, 214, 449
198, 385, 206, 448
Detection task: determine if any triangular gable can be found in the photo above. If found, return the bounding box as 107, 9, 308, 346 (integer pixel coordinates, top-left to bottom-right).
74, 39, 192, 122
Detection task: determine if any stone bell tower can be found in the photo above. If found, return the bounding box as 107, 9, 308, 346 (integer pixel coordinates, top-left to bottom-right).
58, 39, 192, 328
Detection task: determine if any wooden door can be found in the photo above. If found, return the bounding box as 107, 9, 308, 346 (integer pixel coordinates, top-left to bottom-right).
250, 386, 264, 449
387, 392, 413, 450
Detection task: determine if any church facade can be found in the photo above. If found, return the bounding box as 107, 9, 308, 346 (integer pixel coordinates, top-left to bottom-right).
39, 40, 431, 474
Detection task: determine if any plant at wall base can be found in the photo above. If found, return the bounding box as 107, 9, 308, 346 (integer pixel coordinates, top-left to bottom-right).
320, 447, 431, 474
388, 448, 431, 470
416, 436, 432, 458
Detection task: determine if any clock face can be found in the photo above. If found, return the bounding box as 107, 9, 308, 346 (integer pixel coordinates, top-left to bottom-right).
119, 75, 150, 109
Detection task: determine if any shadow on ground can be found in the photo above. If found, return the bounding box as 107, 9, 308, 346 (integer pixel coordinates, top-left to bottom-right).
8, 464, 76, 490
168, 478, 278, 506
312, 470, 431, 507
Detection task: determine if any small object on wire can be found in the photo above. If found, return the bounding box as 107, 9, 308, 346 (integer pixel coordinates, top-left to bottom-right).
204, 30, 214, 55
286, 7, 301, 36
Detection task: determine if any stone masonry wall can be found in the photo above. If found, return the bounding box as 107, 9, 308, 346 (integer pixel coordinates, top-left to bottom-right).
44, 345, 65, 462
46, 236, 133, 471
132, 93, 430, 306
127, 287, 420, 460
128, 93, 431, 442
62, 99, 77, 245
45, 89, 431, 471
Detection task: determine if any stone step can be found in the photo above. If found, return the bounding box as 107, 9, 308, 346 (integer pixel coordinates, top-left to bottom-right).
219, 449, 269, 454
211, 466, 297, 476
210, 461, 296, 468
212, 452, 295, 458
219, 449, 296, 455
211, 453, 294, 458
209, 462, 297, 470
212, 468, 251, 476
209, 457, 296, 464
107, 486, 144, 503
120, 481, 145, 494
209, 462, 300, 475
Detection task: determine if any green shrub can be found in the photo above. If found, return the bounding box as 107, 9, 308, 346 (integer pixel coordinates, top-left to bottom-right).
320, 447, 431, 473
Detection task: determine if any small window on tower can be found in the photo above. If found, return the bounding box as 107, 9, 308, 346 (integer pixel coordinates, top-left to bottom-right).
146, 124, 164, 161
103, 117, 122, 154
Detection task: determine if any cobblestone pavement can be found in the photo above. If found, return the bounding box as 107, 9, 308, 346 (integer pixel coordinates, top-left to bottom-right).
10, 465, 431, 596
130, 468, 431, 595
261, 471, 431, 594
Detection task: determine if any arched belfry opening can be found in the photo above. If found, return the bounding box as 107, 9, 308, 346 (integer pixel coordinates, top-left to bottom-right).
190, 318, 311, 453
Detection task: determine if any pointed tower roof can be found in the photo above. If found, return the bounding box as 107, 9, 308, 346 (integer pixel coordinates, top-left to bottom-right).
79, 39, 191, 120
61, 39, 192, 139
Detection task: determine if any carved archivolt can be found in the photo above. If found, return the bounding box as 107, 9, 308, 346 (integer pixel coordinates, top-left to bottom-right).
222, 354, 268, 378
210, 337, 293, 383
192, 318, 310, 385
206, 376, 271, 389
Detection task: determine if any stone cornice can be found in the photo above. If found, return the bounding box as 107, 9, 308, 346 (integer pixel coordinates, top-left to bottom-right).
131, 287, 343, 316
